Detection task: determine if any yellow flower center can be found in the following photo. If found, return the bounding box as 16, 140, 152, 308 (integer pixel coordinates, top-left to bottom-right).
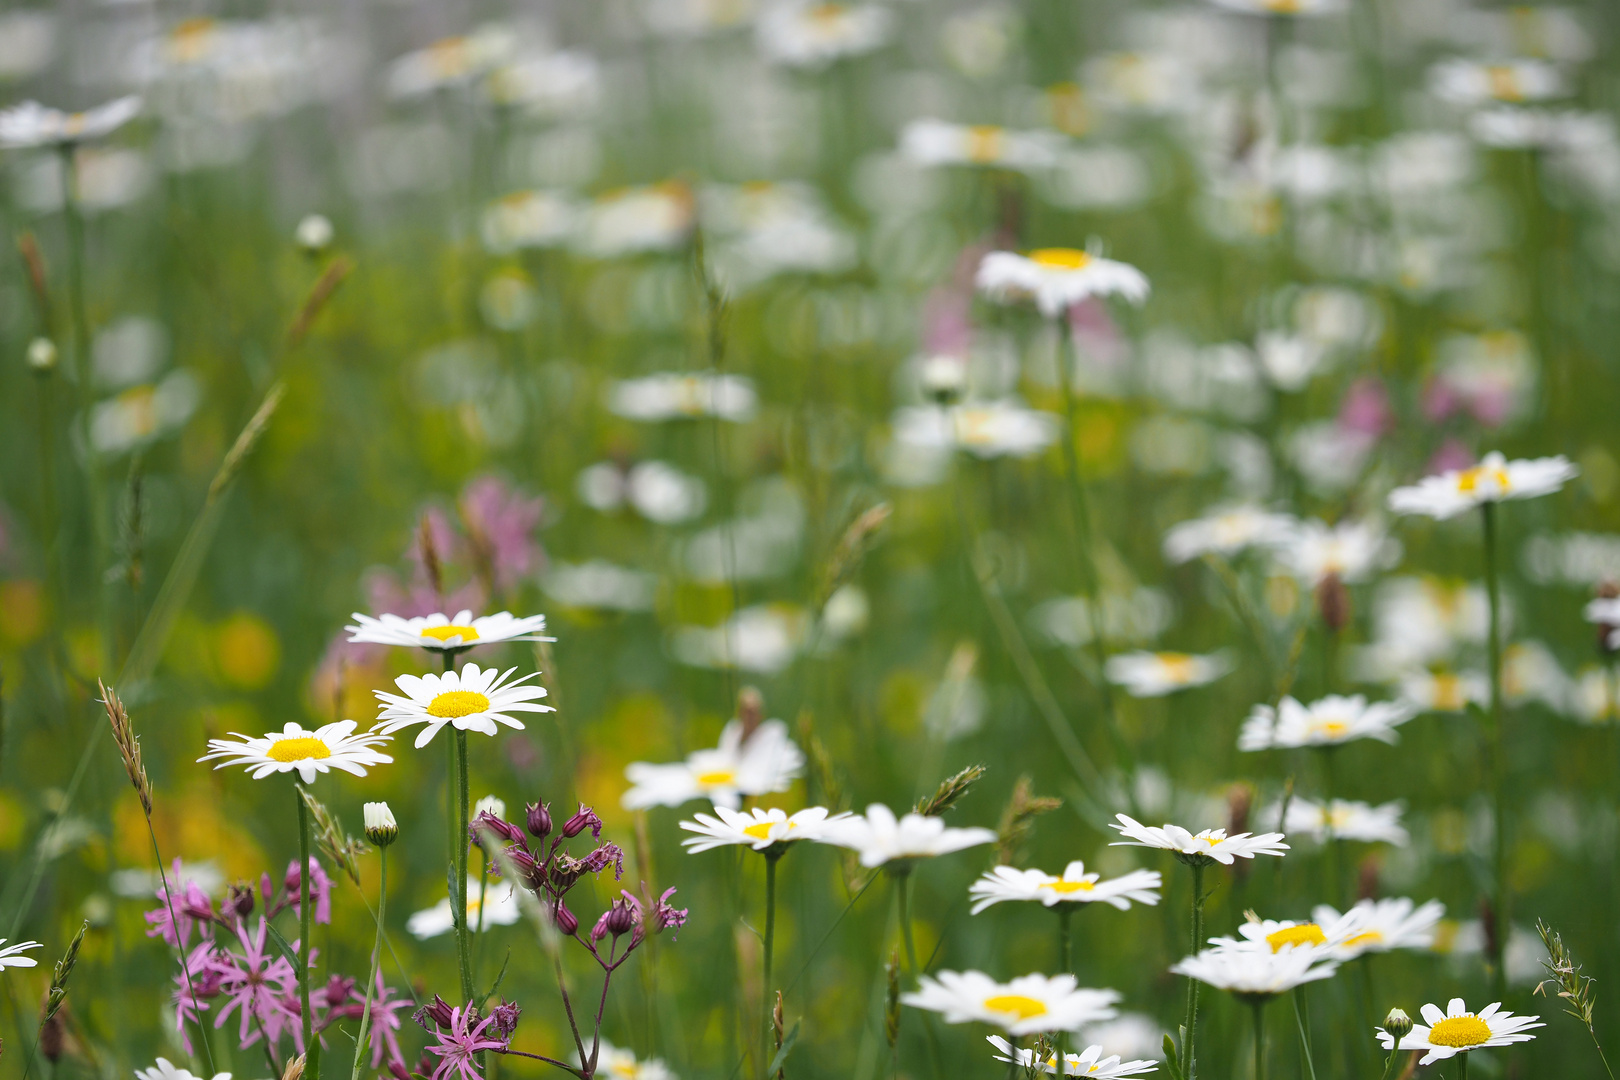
421, 624, 481, 643
984, 995, 1049, 1020
1041, 880, 1096, 894
1156, 653, 1197, 683
426, 691, 491, 718
1310, 720, 1350, 740
744, 821, 793, 840
1343, 930, 1383, 948
697, 769, 737, 787
1427, 1015, 1492, 1048
1029, 248, 1092, 271
1455, 466, 1510, 494
1432, 673, 1464, 711
1264, 0, 1302, 11
170, 17, 218, 62
1485, 65, 1524, 101
808, 3, 847, 23
267, 737, 332, 762
965, 125, 1005, 163
1204, 835, 1224, 846
1265, 923, 1327, 952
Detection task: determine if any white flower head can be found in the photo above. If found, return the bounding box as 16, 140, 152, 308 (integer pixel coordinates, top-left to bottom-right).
593, 1040, 678, 1080
0, 96, 141, 148
0, 939, 42, 969
346, 610, 552, 652
1388, 451, 1578, 520
987, 1035, 1157, 1078
373, 663, 554, 749
1282, 799, 1408, 846
679, 805, 851, 853
1376, 999, 1541, 1066
902, 971, 1120, 1034
822, 804, 996, 868
1312, 898, 1445, 958
1274, 518, 1400, 586
1239, 695, 1415, 751
199, 721, 392, 784
1109, 814, 1288, 866
1162, 506, 1296, 565
623, 719, 803, 811
1105, 652, 1232, 697
608, 372, 757, 423
407, 880, 521, 940
1169, 946, 1339, 997
900, 120, 1062, 173
1429, 59, 1566, 107
969, 861, 1162, 913
976, 249, 1150, 318
134, 1059, 231, 1080
475, 795, 507, 818
890, 401, 1062, 461
1397, 669, 1488, 714
757, 1, 892, 68
1213, 917, 1362, 955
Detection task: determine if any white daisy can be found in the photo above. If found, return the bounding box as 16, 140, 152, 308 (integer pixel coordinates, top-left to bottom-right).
577, 182, 695, 257
969, 861, 1162, 913
623, 719, 803, 810
0, 939, 42, 969
1388, 451, 1578, 520
134, 1059, 231, 1080
902, 971, 1120, 1034
1273, 518, 1400, 586
0, 96, 141, 148
608, 372, 758, 423
1397, 669, 1489, 714
1170, 946, 1339, 997
1567, 665, 1620, 724
1204, 0, 1347, 15
679, 806, 851, 853
373, 663, 554, 749
1162, 506, 1296, 565
756, 1, 892, 68
1080, 1014, 1167, 1062
1429, 59, 1566, 106
890, 400, 1062, 461
899, 120, 1062, 173
976, 249, 1150, 319
1109, 814, 1288, 866
1104, 652, 1231, 697
346, 610, 552, 652
1312, 898, 1445, 958
1239, 695, 1415, 751
1376, 999, 1541, 1066
406, 880, 522, 940
822, 803, 996, 868
593, 1040, 678, 1080
1584, 596, 1620, 651
481, 190, 579, 253
1213, 917, 1359, 954
1281, 799, 1408, 846
987, 1035, 1157, 1078
199, 721, 393, 784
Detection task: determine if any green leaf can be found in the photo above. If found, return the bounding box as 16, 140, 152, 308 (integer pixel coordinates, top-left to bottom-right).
766, 1020, 801, 1076
264, 918, 300, 967
476, 950, 513, 1010
1161, 1032, 1183, 1080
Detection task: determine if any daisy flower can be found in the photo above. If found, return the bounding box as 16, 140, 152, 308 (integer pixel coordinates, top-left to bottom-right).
756, 1, 892, 68
1273, 518, 1400, 586
1584, 596, 1620, 650
1170, 946, 1339, 997
1312, 898, 1445, 958
0, 96, 141, 148
199, 721, 392, 784
1212, 917, 1359, 954
987, 1035, 1158, 1078
373, 663, 554, 749
134, 1059, 232, 1080
902, 971, 1120, 1034
578, 182, 695, 257
608, 372, 758, 422
1109, 814, 1289, 866
890, 400, 1062, 460
1239, 694, 1414, 751
968, 861, 1162, 913
1397, 669, 1488, 713
1104, 652, 1231, 697
345, 610, 552, 652
1430, 59, 1565, 106
407, 881, 522, 940
1376, 999, 1541, 1066
594, 1040, 678, 1080
821, 803, 996, 868
0, 939, 42, 969
679, 806, 851, 853
899, 120, 1062, 173
1387, 451, 1578, 520
622, 719, 803, 810
976, 248, 1150, 318
1281, 799, 1408, 845
1162, 506, 1296, 565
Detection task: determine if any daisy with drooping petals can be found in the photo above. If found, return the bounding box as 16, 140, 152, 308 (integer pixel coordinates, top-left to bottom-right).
1313, 898, 1445, 958
373, 664, 554, 748
1170, 945, 1339, 995
1162, 505, 1296, 565
976, 249, 1151, 318
623, 719, 803, 810
1239, 694, 1414, 751
199, 721, 392, 784
0, 939, 42, 969
821, 803, 996, 868
0, 96, 141, 148
1281, 798, 1408, 845
969, 861, 1162, 914
902, 971, 1120, 1034
346, 610, 552, 652
679, 806, 851, 853
1388, 451, 1578, 520
1376, 998, 1541, 1066
1105, 651, 1232, 697
1109, 814, 1288, 866
987, 1035, 1158, 1078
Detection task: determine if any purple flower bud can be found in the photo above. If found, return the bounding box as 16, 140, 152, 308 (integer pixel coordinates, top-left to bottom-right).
412, 994, 456, 1030
260, 872, 274, 904
505, 849, 547, 892
322, 974, 357, 1009
471, 810, 525, 847
527, 802, 552, 839
605, 898, 637, 938
562, 804, 602, 840
490, 999, 522, 1040
553, 900, 579, 935
226, 883, 255, 919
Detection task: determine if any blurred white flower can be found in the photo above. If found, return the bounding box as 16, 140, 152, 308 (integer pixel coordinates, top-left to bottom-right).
822, 804, 996, 867
903, 971, 1119, 1034
0, 10, 54, 81
757, 1, 892, 68
0, 96, 141, 148
90, 372, 199, 454
593, 1042, 678, 1080
1273, 517, 1400, 586
820, 584, 869, 640
485, 50, 600, 116
976, 249, 1150, 318
672, 605, 808, 674
1388, 451, 1578, 519
1240, 694, 1415, 750
890, 400, 1062, 462
295, 213, 333, 252
1104, 651, 1231, 697
1169, 946, 1338, 997
578, 182, 694, 257
18, 147, 153, 214
1204, 0, 1346, 15
643, 0, 756, 37
1080, 1013, 1167, 1062
1029, 588, 1175, 648
387, 27, 516, 98
1313, 897, 1445, 957
609, 372, 757, 422
1502, 640, 1572, 712
1083, 52, 1199, 115
407, 881, 521, 939
1163, 506, 1296, 565
1255, 331, 1328, 391
1282, 798, 1408, 845
541, 561, 658, 612
1397, 668, 1489, 713
623, 718, 804, 810
134, 1058, 229, 1080
1429, 58, 1565, 106
900, 120, 1062, 173
481, 190, 578, 253
578, 460, 708, 524
1567, 665, 1620, 724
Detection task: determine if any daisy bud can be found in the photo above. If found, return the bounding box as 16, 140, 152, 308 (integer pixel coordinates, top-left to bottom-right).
918, 355, 967, 405
296, 213, 334, 254
1383, 1008, 1412, 1041
527, 801, 552, 839
552, 900, 579, 936
562, 804, 602, 840
26, 337, 57, 373
364, 802, 398, 847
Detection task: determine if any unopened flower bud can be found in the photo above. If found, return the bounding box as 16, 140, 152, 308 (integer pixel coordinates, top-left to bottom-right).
604, 898, 637, 938
471, 809, 524, 846
412, 995, 455, 1030
527, 801, 552, 839
364, 802, 398, 847
26, 337, 57, 373
1382, 1008, 1412, 1041
1316, 572, 1351, 635
281, 1053, 306, 1080
918, 355, 967, 405
227, 882, 256, 918
562, 804, 602, 840
552, 900, 579, 935
296, 213, 333, 253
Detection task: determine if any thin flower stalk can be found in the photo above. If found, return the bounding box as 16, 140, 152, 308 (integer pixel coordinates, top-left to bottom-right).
1481, 500, 1508, 1000
297, 786, 320, 1080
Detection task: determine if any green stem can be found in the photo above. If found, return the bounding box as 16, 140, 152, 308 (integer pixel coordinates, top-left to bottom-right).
763, 851, 780, 1080
895, 871, 919, 978
1482, 500, 1508, 1001
1182, 863, 1205, 1080
1291, 988, 1316, 1080
1252, 1000, 1266, 1080
352, 848, 387, 1080
455, 730, 473, 1005
297, 784, 320, 1080
1055, 907, 1073, 1078
147, 821, 217, 1077
1457, 1050, 1468, 1080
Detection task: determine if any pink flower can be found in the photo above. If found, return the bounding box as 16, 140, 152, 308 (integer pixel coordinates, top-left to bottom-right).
460, 476, 546, 590
213, 918, 299, 1049
358, 971, 412, 1070
1426, 438, 1476, 476
1338, 377, 1392, 437
171, 940, 224, 1052
285, 857, 332, 925
426, 1005, 511, 1080
146, 872, 214, 948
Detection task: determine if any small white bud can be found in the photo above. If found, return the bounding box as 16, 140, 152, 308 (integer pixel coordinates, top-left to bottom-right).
295, 213, 334, 253
363, 801, 398, 847
474, 795, 507, 819
917, 355, 967, 404
27, 337, 57, 372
